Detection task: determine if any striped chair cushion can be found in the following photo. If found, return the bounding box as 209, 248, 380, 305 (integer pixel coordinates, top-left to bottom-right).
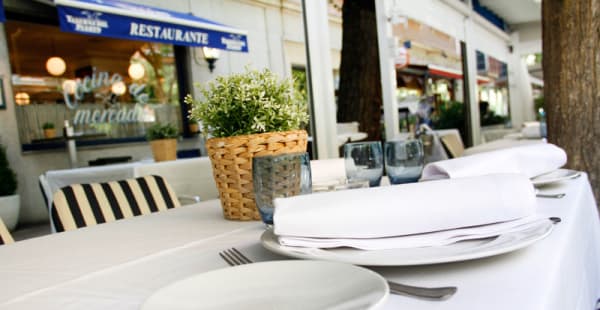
0, 217, 14, 245
50, 175, 180, 232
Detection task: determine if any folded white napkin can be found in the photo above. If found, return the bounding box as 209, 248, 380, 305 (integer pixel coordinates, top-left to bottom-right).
273, 174, 536, 241
421, 143, 566, 181
278, 216, 546, 250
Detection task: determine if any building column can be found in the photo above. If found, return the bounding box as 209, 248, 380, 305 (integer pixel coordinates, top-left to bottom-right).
375, 0, 402, 142
463, 16, 482, 145
508, 32, 535, 128
301, 0, 338, 159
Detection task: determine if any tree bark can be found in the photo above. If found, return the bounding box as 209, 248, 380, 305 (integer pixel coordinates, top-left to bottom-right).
543, 0, 600, 201
337, 0, 382, 141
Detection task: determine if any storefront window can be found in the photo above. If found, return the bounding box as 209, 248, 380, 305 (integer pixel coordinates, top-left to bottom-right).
6, 20, 181, 150
476, 50, 510, 126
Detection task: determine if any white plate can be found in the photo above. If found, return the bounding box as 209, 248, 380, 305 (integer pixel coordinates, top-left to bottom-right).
531, 169, 581, 186
142, 260, 389, 310
261, 220, 553, 266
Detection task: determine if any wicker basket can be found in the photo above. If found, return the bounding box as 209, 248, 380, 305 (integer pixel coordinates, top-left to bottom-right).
205, 130, 308, 220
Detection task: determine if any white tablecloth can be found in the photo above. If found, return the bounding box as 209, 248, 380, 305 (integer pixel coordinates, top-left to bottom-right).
1, 174, 599, 310
463, 138, 545, 156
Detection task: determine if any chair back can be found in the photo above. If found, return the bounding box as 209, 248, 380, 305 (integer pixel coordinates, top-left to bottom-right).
50, 175, 180, 232
0, 217, 14, 245
39, 174, 52, 209
133, 157, 219, 203
440, 133, 465, 158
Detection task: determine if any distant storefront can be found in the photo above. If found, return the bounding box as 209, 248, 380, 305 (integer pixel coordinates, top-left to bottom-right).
4, 0, 247, 151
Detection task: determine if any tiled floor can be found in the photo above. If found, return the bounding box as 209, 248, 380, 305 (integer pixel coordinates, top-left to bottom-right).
12, 223, 51, 241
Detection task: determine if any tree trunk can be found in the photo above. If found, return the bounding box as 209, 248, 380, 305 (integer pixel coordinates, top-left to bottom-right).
543, 0, 600, 201
337, 0, 382, 141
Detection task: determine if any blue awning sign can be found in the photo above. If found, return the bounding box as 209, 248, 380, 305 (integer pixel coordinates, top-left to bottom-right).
0, 0, 5, 23
54, 0, 248, 52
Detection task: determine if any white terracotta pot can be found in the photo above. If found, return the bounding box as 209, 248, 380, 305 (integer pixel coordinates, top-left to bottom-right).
0, 194, 20, 231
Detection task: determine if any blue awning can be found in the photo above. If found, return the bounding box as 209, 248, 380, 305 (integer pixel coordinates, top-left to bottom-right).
0, 0, 5, 23
54, 0, 248, 52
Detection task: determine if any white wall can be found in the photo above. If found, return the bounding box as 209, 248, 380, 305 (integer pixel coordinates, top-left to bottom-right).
513, 22, 542, 55
470, 21, 510, 62
397, 0, 466, 42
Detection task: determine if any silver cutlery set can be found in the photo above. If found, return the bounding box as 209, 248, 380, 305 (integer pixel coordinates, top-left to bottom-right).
219, 247, 457, 301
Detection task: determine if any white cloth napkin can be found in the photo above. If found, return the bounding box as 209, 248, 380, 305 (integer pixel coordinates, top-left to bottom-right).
278, 216, 547, 250
421, 143, 566, 181
273, 174, 536, 241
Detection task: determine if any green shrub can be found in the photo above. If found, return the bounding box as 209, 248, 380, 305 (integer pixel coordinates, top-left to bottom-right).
185, 67, 309, 138
0, 145, 17, 196
433, 101, 465, 130
146, 123, 179, 141
42, 122, 55, 130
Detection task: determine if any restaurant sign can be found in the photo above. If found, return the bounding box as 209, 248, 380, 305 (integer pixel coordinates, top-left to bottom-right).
56, 0, 249, 52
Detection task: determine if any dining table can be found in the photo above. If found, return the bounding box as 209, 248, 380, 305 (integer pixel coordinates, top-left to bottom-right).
1, 173, 599, 309
463, 136, 545, 156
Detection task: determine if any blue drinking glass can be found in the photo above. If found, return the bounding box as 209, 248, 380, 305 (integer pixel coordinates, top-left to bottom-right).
252, 152, 312, 225
384, 139, 424, 184
344, 141, 384, 187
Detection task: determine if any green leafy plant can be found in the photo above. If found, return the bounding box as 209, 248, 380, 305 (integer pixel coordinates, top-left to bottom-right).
433, 101, 465, 131
0, 145, 17, 196
146, 123, 179, 141
432, 101, 468, 142
42, 122, 55, 130
185, 67, 309, 138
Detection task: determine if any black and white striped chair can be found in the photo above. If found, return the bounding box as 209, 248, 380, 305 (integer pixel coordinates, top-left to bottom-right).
50, 175, 180, 232
0, 217, 14, 245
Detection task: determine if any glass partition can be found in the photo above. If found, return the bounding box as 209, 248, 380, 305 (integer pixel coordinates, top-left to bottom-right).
5, 20, 181, 150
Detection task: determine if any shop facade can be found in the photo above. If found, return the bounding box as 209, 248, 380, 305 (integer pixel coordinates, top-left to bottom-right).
0, 0, 538, 227
0, 0, 342, 225
375, 0, 540, 145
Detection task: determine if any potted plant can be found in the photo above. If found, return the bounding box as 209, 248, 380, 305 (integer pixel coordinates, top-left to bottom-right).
185, 67, 309, 221
0, 144, 19, 231
146, 122, 179, 162
42, 122, 56, 139
188, 117, 200, 134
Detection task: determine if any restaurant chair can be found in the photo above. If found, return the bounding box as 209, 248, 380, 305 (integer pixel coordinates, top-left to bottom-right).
133, 157, 219, 204
440, 132, 465, 158
88, 156, 132, 166
0, 217, 15, 245
38, 174, 52, 209
50, 175, 180, 232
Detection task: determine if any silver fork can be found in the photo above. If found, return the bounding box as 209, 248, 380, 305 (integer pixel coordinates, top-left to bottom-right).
219, 247, 457, 300
535, 189, 566, 199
